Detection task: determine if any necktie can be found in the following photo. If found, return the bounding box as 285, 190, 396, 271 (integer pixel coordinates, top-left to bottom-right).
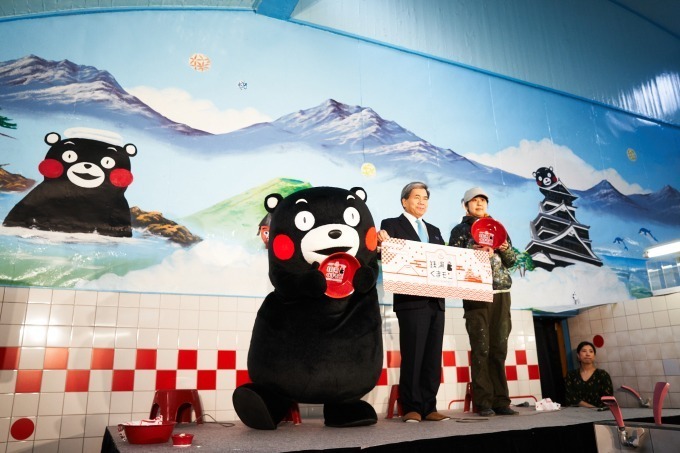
416, 219, 428, 242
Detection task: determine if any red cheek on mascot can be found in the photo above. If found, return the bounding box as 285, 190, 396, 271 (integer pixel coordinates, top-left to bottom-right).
272, 234, 295, 260
365, 227, 377, 251
110, 169, 134, 188
38, 159, 64, 179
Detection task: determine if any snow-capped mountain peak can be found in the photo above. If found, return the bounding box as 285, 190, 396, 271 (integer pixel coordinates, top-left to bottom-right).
0, 55, 122, 91
0, 55, 209, 136
273, 98, 421, 146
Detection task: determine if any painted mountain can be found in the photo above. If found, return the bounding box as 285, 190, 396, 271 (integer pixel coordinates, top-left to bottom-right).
181, 177, 312, 239
574, 181, 680, 225
0, 55, 210, 136
0, 55, 523, 186
216, 98, 520, 183
1, 55, 679, 228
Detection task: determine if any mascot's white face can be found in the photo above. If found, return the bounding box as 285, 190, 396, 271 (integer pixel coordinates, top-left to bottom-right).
295, 197, 361, 265
65, 152, 109, 188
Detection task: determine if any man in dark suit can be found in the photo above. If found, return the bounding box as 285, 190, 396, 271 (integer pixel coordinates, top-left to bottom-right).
378, 182, 449, 423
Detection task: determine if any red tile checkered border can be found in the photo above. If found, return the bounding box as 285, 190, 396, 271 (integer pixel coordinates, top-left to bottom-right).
386, 349, 540, 385
1, 346, 539, 393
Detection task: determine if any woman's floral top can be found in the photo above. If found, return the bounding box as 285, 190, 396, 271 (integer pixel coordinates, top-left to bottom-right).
564, 368, 613, 407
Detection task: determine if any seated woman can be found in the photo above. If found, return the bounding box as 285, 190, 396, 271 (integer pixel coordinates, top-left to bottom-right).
564, 341, 613, 408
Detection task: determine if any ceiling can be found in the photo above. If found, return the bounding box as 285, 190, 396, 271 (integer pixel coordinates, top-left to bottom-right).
1, 0, 679, 126
0, 0, 678, 41
611, 0, 680, 40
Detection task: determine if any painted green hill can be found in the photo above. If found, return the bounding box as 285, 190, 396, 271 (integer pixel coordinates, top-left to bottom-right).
181, 177, 312, 244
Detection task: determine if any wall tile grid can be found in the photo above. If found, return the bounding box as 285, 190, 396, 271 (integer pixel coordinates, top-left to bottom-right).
567, 292, 680, 409
0, 286, 541, 452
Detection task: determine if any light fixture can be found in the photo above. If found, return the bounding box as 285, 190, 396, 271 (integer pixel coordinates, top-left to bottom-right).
644, 240, 680, 258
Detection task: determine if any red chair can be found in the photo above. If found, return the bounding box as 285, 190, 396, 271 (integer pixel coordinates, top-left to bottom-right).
282, 402, 302, 425
150, 389, 204, 424
386, 384, 403, 419
463, 382, 474, 412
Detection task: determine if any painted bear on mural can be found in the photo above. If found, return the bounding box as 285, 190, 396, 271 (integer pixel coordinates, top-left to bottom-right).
3, 128, 137, 237
533, 166, 558, 188
232, 186, 383, 429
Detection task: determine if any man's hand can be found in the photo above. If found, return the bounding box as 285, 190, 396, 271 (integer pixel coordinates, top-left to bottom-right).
377, 229, 391, 244
498, 241, 509, 252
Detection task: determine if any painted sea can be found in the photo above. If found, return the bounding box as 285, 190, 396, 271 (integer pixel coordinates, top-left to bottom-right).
600, 253, 651, 298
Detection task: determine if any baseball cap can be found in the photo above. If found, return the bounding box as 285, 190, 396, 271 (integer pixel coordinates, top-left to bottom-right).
461, 187, 489, 206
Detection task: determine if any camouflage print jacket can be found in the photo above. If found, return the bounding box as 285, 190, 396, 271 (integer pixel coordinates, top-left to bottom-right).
448, 215, 517, 291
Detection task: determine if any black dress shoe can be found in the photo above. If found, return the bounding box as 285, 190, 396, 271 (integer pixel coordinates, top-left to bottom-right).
478, 408, 495, 417
494, 406, 519, 415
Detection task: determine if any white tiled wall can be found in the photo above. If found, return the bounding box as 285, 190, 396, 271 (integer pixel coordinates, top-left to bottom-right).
0, 286, 541, 452
567, 292, 680, 409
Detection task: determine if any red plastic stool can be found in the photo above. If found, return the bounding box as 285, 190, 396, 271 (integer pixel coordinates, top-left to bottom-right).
463, 382, 474, 413
150, 389, 204, 424
386, 384, 403, 419
282, 402, 302, 425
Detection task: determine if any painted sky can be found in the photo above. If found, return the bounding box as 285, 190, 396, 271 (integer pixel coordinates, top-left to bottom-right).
2, 10, 678, 196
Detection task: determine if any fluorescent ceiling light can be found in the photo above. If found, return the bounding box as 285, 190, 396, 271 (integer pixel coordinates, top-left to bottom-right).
645, 240, 680, 258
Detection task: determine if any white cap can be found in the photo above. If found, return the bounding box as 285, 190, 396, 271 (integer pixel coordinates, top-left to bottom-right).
461, 187, 489, 207
64, 127, 123, 147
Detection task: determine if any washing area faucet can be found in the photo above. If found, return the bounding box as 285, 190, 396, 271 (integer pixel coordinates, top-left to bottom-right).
595, 382, 674, 451
601, 396, 646, 448
619, 385, 651, 408
652, 381, 670, 426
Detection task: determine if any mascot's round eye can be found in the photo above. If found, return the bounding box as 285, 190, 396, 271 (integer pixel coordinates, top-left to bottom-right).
62, 150, 78, 163
101, 157, 116, 169
294, 211, 315, 231
343, 207, 360, 227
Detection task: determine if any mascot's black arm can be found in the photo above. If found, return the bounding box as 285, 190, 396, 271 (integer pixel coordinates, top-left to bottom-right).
268, 255, 378, 301
268, 260, 327, 302
351, 255, 379, 294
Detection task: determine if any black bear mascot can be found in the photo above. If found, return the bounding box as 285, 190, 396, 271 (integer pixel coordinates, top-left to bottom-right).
232, 186, 383, 429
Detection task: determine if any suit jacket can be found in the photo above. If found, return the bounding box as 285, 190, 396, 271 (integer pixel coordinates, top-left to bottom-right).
380, 214, 445, 311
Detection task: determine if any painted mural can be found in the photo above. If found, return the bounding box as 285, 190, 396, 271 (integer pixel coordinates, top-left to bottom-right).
0, 11, 679, 312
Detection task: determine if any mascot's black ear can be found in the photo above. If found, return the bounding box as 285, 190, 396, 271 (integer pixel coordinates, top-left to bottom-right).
264, 193, 283, 213
549, 166, 553, 171
532, 171, 537, 177
45, 132, 60, 145
124, 144, 138, 157
350, 187, 367, 202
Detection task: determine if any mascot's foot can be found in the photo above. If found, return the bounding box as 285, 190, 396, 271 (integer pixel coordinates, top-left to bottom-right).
324, 400, 378, 428
232, 385, 280, 430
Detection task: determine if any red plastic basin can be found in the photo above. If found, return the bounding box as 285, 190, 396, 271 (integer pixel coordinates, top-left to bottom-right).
119, 421, 176, 444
